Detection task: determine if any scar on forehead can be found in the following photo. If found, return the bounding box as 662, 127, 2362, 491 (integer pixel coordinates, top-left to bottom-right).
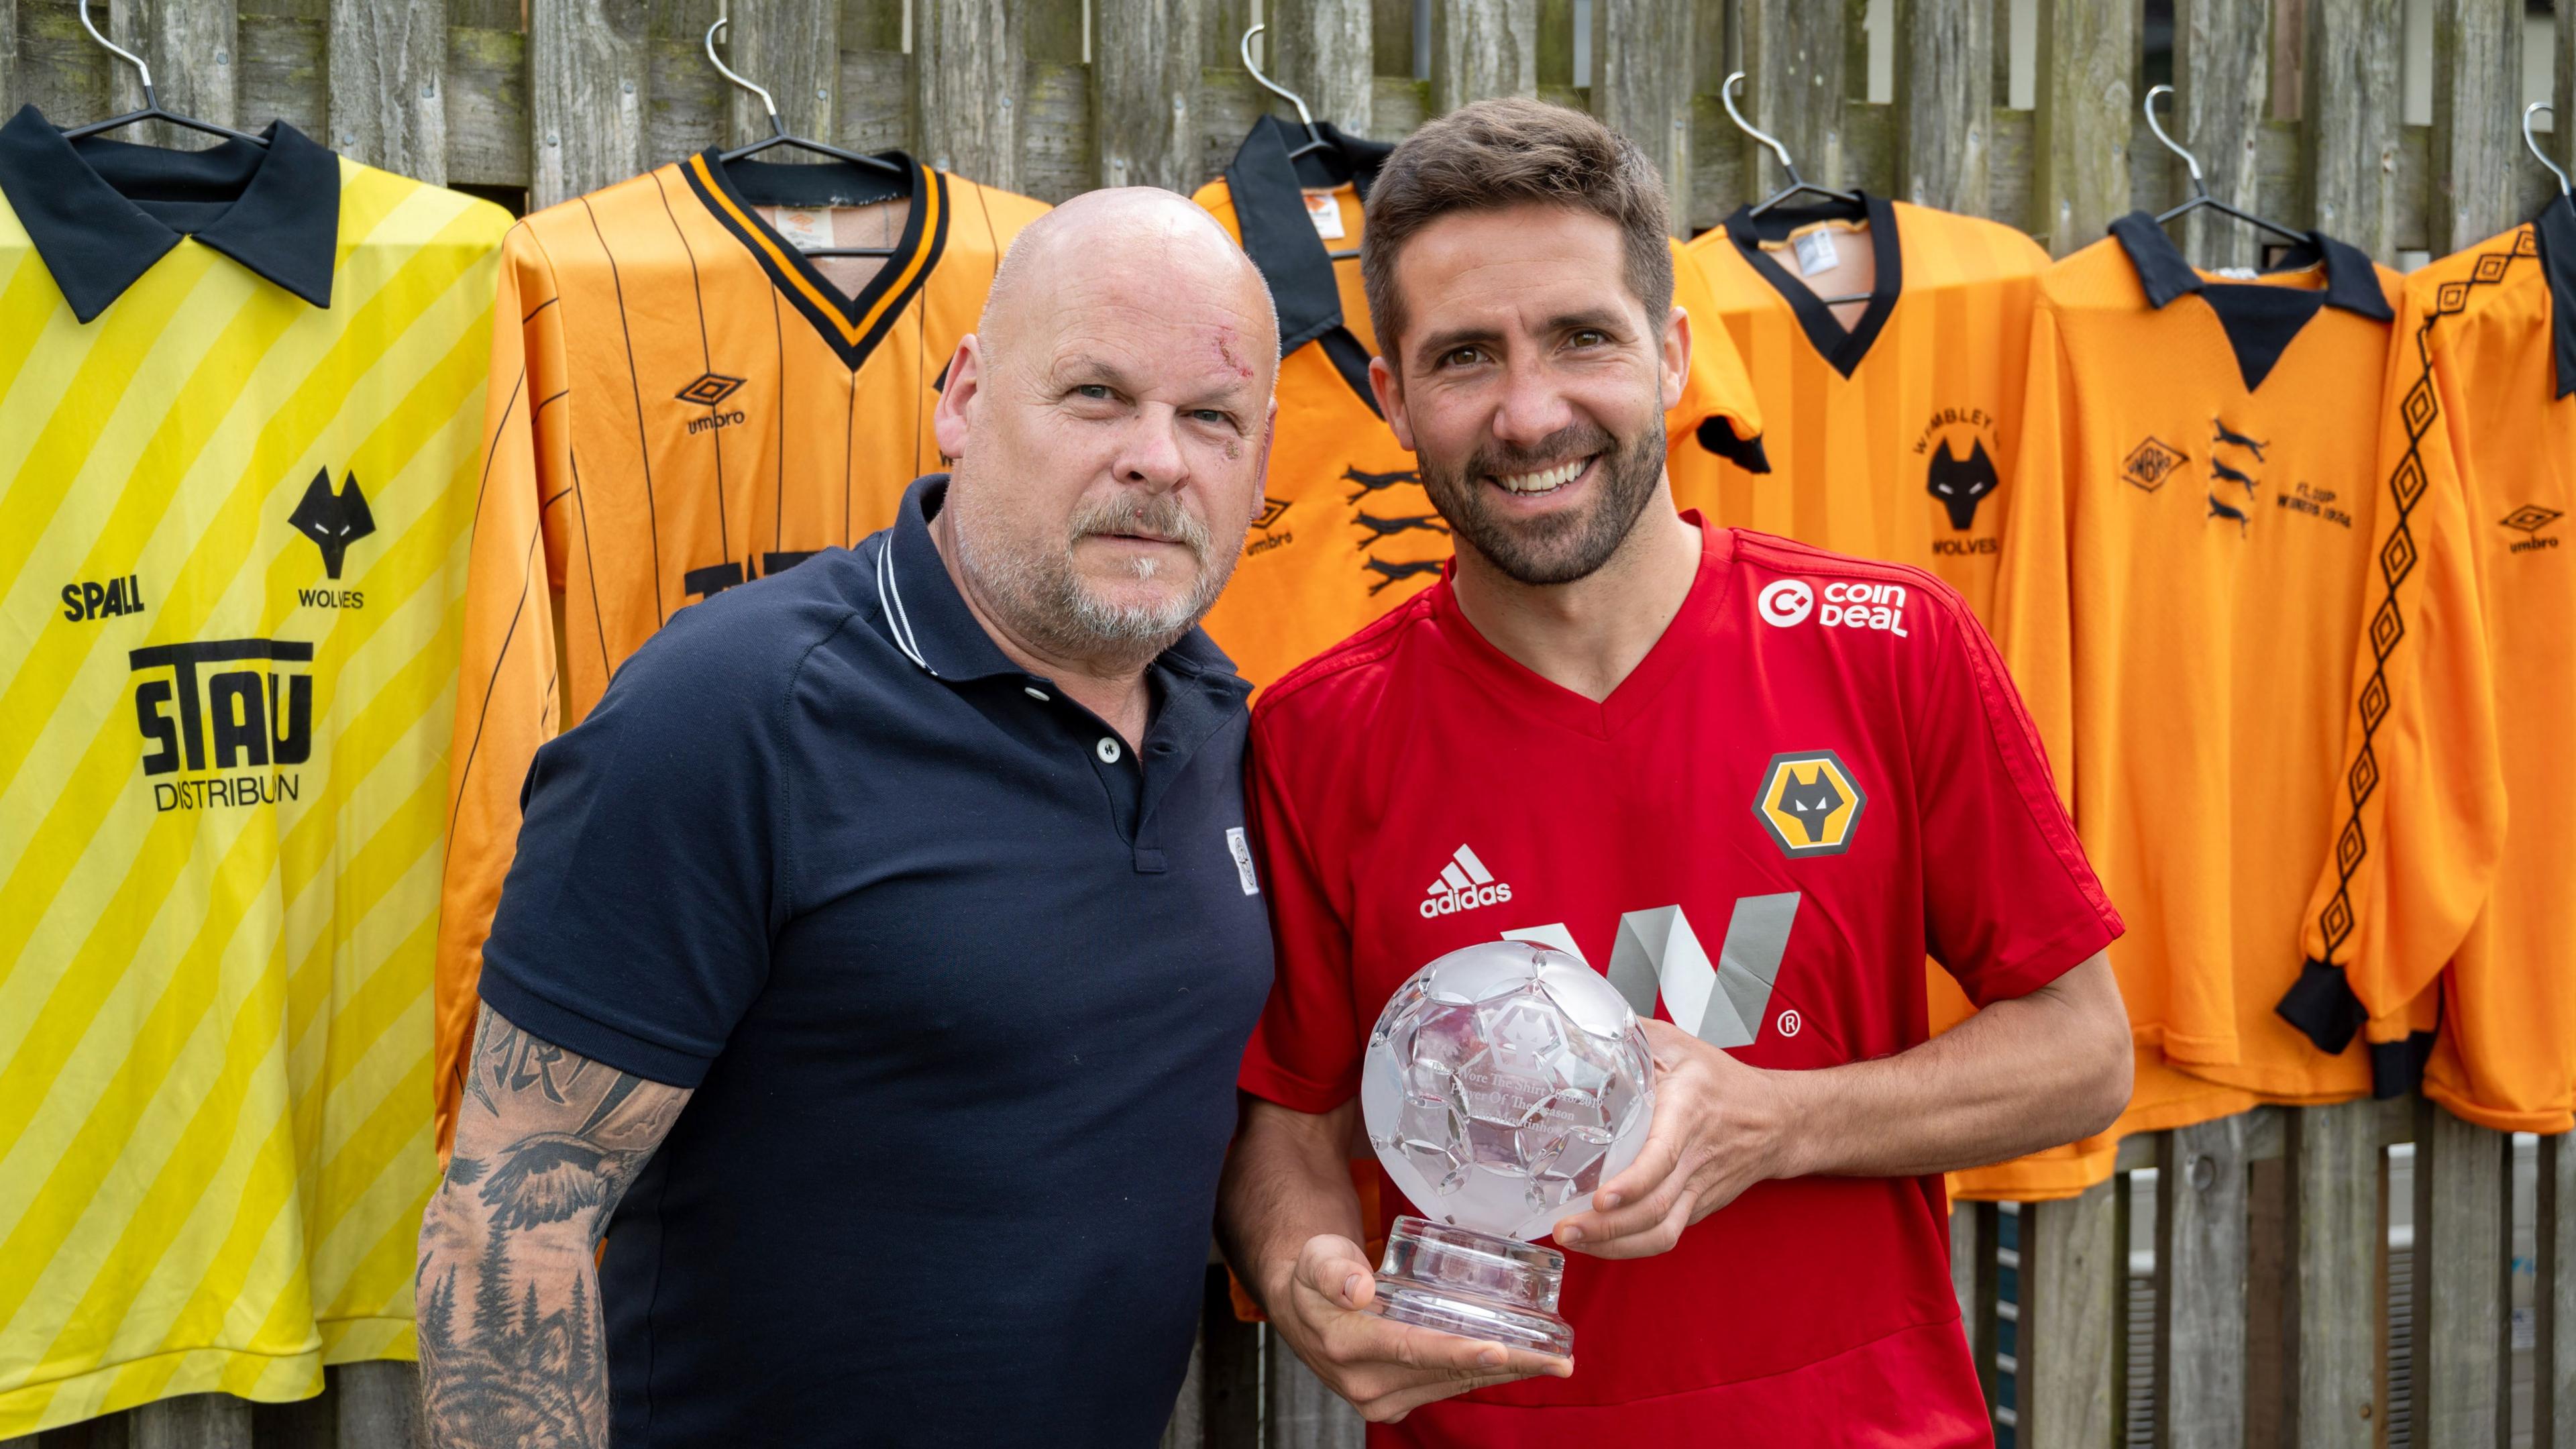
1212, 327, 1254, 380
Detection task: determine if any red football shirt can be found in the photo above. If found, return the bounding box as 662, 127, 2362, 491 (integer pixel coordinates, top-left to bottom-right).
1240, 520, 2121, 1446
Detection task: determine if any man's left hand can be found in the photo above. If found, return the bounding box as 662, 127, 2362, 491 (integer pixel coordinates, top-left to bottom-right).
1548, 1019, 1799, 1260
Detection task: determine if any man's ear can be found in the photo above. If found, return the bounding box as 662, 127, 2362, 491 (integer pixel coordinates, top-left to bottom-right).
1660, 303, 1693, 414
932, 335, 983, 460
1370, 355, 1415, 451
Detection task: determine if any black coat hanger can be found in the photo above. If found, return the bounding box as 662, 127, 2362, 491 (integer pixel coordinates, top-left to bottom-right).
60, 0, 267, 147
1241, 24, 1330, 162
2143, 85, 2307, 248
1723, 72, 1862, 221
705, 17, 907, 259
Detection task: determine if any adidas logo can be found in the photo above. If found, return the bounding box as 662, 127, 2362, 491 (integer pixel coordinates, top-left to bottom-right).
1419, 844, 1514, 918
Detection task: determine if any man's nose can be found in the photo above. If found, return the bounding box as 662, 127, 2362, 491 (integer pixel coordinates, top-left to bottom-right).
1110, 405, 1189, 491
1489, 360, 1577, 449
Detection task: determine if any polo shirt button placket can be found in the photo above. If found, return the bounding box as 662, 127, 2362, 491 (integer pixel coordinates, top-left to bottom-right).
1095, 737, 1122, 763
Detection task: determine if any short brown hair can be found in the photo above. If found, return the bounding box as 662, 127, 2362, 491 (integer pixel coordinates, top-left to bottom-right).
1360, 97, 1675, 356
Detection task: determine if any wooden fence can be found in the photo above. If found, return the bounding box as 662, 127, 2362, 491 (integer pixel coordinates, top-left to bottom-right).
3, 0, 2573, 1445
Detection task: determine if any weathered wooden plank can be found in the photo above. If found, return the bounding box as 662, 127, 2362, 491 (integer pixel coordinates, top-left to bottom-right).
2156, 1115, 2249, 1448
2302, 0, 2401, 260
326, 0, 443, 182
1266, 1331, 1365, 1448
1687, 90, 1748, 231
1739, 0, 1847, 196
1092, 0, 1199, 192
1947, 1199, 2001, 1417
443, 24, 526, 188
1373, 0, 1417, 85
235, 17, 323, 140
1989, 103, 2033, 234
333, 1360, 422, 1449
645, 5, 726, 172
2560, 0, 2576, 190
107, 0, 239, 150
17, 0, 110, 126
1159, 1322, 1205, 1447
2286, 1101, 2381, 1449
0, 0, 18, 119
2021, 1178, 2118, 1448
2247, 1154, 2292, 1447
1200, 1292, 1262, 1449
2030, 0, 2136, 255
129, 1393, 251, 1449
527, 0, 646, 209
2426, 0, 2520, 258
916, 0, 1018, 193
1272, 0, 1373, 137
1372, 76, 1428, 138
2537, 1130, 2570, 1449
1020, 58, 1090, 203
839, 48, 913, 155
2171, 0, 2271, 269
1973, 1199, 2001, 1413
1430, 0, 1535, 113
1950, 1201, 1978, 1328
1841, 97, 1893, 200
1591, 0, 1693, 233
726, 0, 837, 152
249, 1383, 335, 1449
2413, 1102, 2510, 1449
1893, 0, 1990, 215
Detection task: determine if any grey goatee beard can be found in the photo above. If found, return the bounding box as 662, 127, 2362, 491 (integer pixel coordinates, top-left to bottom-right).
1419, 415, 1668, 587
949, 488, 1244, 670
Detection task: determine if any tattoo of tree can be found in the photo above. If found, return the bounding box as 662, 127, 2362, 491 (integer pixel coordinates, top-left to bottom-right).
419, 1007, 689, 1448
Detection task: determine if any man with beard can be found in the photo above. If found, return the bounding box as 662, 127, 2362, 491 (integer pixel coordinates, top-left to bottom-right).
415, 189, 1281, 1448
1216, 99, 2134, 1444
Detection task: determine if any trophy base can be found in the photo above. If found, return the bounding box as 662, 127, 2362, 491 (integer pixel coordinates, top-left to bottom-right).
1373, 1214, 1574, 1357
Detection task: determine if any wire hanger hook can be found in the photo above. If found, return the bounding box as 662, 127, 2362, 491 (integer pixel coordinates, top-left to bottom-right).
705, 17, 785, 137
78, 0, 156, 98
2525, 103, 2571, 199
1240, 25, 1328, 158
1721, 72, 1800, 186
2143, 85, 2208, 195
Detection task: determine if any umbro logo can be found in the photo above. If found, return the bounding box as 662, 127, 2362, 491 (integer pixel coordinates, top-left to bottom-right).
1419, 844, 1513, 918
2503, 504, 2563, 554
676, 373, 746, 406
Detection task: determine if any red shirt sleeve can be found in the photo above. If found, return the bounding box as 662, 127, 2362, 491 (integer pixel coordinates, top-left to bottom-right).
1911, 591, 2124, 1007
1236, 708, 1366, 1113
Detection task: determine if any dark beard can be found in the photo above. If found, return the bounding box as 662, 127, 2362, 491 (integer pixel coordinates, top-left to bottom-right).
1418, 419, 1669, 587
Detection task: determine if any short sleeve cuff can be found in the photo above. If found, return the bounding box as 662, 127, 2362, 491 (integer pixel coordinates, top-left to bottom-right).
478, 963, 717, 1089
1236, 1053, 1356, 1115
1954, 911, 2122, 1010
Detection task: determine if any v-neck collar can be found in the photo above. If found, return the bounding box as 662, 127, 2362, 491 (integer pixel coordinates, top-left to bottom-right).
1428, 517, 1737, 740
1719, 192, 1902, 379
681, 148, 947, 370
2108, 211, 2392, 391
1222, 114, 1392, 415
0, 104, 339, 323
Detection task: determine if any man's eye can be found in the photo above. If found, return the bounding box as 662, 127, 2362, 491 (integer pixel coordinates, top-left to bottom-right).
1569, 329, 1608, 348
1074, 384, 1114, 400
1441, 346, 1485, 368
1189, 409, 1232, 425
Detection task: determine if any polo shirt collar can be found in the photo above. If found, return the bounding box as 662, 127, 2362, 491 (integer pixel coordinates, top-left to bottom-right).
2528, 194, 2576, 398
878, 474, 1244, 686
2108, 209, 2393, 321
1223, 114, 1391, 358
0, 104, 340, 324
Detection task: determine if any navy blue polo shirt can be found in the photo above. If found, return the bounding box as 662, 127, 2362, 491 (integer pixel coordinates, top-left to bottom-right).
476, 475, 1275, 1448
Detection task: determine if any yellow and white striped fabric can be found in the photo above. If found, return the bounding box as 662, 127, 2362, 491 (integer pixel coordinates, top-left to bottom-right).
0, 158, 506, 1433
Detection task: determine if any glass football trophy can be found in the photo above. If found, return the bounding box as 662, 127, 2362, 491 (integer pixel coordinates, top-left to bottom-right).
1360, 938, 1655, 1358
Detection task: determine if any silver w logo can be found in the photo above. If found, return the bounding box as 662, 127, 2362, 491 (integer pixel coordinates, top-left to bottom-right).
1501, 894, 1802, 1048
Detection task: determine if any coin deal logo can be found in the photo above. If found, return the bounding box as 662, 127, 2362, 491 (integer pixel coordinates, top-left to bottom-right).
1757, 579, 1814, 627
1754, 749, 1866, 857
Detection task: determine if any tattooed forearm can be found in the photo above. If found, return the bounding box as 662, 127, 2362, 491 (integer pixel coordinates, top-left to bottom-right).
417, 1005, 692, 1449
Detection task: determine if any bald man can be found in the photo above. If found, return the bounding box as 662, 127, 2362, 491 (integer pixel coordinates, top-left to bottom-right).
416, 189, 1284, 1449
